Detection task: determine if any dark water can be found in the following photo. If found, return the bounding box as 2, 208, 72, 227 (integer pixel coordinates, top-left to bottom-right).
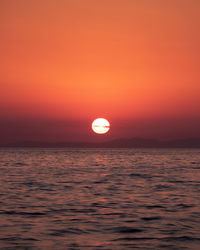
0, 148, 200, 249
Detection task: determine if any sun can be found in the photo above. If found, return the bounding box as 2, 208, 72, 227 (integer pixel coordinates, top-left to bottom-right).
92, 118, 110, 134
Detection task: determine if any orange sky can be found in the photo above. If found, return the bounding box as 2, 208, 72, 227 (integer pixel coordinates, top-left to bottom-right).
0, 0, 200, 142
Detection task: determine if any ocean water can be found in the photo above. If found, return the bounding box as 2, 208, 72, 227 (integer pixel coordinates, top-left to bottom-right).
0, 148, 200, 250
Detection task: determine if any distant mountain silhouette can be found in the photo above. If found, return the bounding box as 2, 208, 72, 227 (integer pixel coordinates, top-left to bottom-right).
1, 138, 200, 148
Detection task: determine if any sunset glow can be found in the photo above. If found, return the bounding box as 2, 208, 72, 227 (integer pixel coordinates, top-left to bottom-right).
0, 0, 200, 143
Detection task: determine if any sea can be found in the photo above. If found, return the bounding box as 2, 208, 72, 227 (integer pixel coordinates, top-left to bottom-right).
0, 148, 200, 249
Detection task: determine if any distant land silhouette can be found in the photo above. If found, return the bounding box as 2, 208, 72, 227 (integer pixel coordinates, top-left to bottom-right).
1, 138, 200, 148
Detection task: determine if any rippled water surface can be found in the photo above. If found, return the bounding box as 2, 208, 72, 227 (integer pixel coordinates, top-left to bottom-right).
0, 148, 200, 249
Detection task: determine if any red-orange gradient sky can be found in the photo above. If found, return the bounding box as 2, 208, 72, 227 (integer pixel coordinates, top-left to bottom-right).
0, 0, 200, 143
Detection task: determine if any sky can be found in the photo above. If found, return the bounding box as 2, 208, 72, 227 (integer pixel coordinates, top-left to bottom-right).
0, 0, 200, 143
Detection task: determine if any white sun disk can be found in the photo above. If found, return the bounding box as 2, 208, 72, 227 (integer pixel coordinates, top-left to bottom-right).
92, 118, 110, 134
